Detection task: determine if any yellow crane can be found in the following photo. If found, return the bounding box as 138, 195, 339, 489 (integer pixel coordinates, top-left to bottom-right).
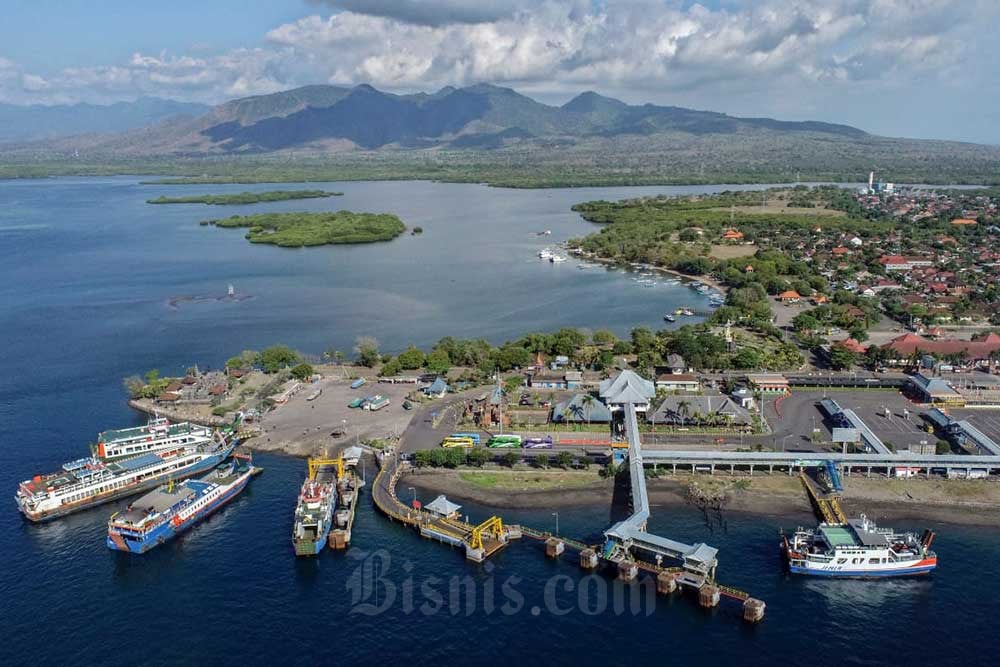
468, 516, 505, 550
307, 456, 344, 480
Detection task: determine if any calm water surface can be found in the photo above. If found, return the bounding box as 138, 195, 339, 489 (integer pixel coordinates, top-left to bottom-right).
0, 177, 995, 666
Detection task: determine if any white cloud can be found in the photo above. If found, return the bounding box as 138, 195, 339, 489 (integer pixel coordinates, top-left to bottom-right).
0, 0, 996, 140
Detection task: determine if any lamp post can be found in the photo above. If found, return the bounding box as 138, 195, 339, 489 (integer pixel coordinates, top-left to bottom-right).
782, 435, 791, 452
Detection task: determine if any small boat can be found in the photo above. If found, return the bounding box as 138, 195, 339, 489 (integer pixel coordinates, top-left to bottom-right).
549, 255, 567, 263
350, 378, 366, 389
538, 248, 554, 259
348, 397, 365, 409
305, 388, 322, 401
227, 284, 235, 297
681, 308, 695, 316
537, 230, 552, 236
663, 314, 676, 322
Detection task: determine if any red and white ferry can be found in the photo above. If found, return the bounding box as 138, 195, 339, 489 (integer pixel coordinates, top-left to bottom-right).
783, 515, 936, 578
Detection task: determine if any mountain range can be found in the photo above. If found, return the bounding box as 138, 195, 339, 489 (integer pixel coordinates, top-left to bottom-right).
4, 83, 871, 155
0, 97, 210, 142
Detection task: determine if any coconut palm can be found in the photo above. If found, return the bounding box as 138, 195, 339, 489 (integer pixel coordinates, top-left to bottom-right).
581, 394, 597, 427
676, 400, 691, 427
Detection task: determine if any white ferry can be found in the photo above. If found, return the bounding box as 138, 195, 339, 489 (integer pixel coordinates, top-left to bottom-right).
783, 515, 936, 577
16, 430, 233, 522
97, 416, 216, 459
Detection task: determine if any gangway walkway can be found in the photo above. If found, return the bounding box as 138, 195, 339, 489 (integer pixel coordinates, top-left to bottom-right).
799, 473, 848, 525
955, 421, 1000, 456
603, 400, 720, 582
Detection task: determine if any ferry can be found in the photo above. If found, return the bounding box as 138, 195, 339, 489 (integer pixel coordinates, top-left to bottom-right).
16, 431, 233, 522
106, 454, 258, 553
97, 416, 216, 460
783, 515, 937, 577
293, 462, 337, 556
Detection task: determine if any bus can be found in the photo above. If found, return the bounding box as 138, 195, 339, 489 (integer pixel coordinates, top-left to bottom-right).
441, 437, 475, 449
450, 432, 482, 445
487, 434, 522, 448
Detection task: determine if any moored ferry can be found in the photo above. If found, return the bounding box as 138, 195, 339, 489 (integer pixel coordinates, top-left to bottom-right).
293, 459, 338, 556
107, 453, 258, 553
97, 416, 216, 459
16, 432, 233, 522
783, 515, 936, 577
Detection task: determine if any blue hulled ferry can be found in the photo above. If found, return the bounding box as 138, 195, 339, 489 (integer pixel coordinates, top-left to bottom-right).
107, 453, 258, 553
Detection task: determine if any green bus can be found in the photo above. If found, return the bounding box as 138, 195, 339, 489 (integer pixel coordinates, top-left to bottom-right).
487, 434, 522, 448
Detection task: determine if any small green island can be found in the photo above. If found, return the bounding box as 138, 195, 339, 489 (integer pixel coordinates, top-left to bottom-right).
200, 211, 406, 247
146, 190, 342, 205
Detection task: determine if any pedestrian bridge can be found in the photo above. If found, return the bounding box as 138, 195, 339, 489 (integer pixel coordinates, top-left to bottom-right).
603, 397, 719, 582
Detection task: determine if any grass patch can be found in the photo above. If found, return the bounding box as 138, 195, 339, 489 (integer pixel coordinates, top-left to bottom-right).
457, 470, 600, 491
201, 210, 406, 247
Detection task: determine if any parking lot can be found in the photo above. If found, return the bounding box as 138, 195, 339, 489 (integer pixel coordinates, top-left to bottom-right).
254, 376, 418, 457
766, 389, 932, 452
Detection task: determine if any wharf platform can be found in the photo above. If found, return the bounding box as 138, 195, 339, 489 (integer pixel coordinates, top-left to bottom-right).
372, 453, 515, 561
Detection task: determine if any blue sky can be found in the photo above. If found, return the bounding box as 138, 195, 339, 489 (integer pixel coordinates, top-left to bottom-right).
1, 0, 998, 144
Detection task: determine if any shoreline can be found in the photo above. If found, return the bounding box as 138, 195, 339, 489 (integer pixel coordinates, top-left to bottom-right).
404, 468, 1000, 527
571, 250, 729, 295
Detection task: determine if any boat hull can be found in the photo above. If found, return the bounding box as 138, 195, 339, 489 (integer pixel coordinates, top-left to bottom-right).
20, 446, 234, 523
107, 468, 252, 553
788, 562, 937, 578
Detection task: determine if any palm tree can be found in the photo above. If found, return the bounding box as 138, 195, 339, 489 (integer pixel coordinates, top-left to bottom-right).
581, 394, 597, 427
676, 400, 691, 428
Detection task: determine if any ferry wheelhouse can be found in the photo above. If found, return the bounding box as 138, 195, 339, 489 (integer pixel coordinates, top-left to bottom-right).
783, 515, 936, 577
16, 430, 233, 522
107, 454, 257, 553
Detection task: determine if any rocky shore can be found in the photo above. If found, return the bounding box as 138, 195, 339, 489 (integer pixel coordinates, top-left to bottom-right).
403, 468, 1000, 526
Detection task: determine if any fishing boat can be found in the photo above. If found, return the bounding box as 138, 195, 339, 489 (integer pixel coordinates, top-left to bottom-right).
663, 314, 676, 322
16, 428, 233, 522
782, 515, 937, 577
106, 454, 258, 553
293, 459, 338, 556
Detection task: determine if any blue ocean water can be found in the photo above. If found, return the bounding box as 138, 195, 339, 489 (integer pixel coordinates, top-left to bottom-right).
1, 177, 996, 666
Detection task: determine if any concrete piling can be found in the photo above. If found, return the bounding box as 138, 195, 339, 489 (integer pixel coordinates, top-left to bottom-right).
656, 572, 678, 595
545, 538, 565, 558
743, 597, 766, 623
698, 584, 720, 608
579, 548, 598, 570
618, 561, 638, 582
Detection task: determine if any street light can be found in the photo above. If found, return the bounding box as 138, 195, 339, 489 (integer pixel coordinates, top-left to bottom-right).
552, 511, 559, 536
782, 435, 791, 452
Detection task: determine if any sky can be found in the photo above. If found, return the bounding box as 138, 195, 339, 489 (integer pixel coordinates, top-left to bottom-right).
1, 0, 998, 144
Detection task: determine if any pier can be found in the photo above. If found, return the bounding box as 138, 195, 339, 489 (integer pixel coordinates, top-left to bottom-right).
372, 453, 517, 561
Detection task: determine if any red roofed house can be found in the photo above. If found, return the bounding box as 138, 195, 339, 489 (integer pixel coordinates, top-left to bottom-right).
777, 290, 801, 303
951, 218, 977, 226
722, 229, 744, 241
838, 338, 868, 354
881, 333, 1000, 366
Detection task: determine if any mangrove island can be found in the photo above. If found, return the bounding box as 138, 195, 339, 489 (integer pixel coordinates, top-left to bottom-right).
146, 189, 342, 205
200, 210, 406, 247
